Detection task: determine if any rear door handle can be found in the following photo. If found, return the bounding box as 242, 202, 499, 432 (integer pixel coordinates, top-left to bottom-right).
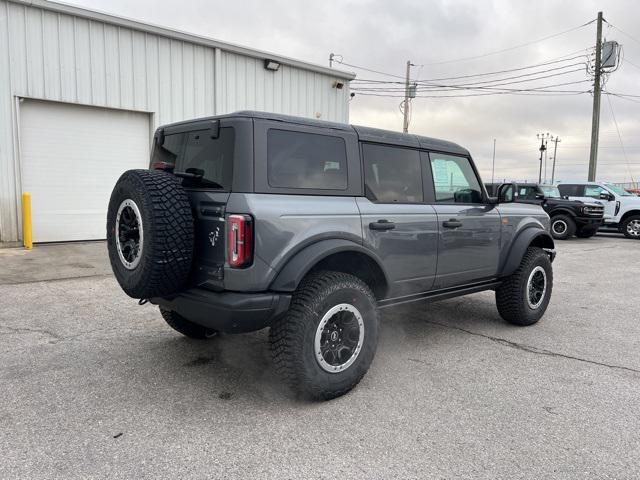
442, 219, 462, 229
369, 219, 396, 231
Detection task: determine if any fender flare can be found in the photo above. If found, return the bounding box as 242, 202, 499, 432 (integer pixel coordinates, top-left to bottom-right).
549, 208, 577, 218
269, 239, 390, 293
500, 227, 555, 277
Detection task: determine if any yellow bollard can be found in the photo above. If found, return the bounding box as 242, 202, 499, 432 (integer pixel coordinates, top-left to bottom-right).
22, 192, 33, 250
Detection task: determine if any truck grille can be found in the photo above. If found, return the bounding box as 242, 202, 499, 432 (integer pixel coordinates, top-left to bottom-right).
583, 205, 604, 217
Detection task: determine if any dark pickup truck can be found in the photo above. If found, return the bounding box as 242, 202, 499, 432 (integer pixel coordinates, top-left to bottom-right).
486, 183, 604, 240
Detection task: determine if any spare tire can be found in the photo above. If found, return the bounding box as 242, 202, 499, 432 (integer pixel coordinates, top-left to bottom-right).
106, 169, 194, 299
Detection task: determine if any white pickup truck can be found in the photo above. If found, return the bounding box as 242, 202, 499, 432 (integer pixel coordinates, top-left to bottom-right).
557, 182, 640, 239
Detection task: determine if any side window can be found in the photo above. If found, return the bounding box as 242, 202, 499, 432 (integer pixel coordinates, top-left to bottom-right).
557, 184, 583, 197
518, 186, 538, 200
267, 129, 347, 190
362, 144, 423, 203
584, 185, 607, 199
430, 154, 483, 203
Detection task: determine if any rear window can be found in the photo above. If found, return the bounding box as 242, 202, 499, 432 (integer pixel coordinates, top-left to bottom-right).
267, 129, 347, 190
152, 127, 234, 189
362, 144, 423, 203
557, 184, 583, 197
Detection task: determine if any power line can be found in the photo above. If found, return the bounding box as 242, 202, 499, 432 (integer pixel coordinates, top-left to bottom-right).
351, 52, 591, 84
419, 19, 596, 66
353, 88, 590, 99
606, 93, 636, 183
606, 22, 640, 46
353, 62, 586, 90
352, 67, 588, 92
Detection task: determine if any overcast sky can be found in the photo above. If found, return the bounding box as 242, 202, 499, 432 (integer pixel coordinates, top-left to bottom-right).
67, 0, 640, 184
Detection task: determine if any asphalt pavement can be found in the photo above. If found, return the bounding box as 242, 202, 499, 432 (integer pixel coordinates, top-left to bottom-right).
1, 234, 639, 479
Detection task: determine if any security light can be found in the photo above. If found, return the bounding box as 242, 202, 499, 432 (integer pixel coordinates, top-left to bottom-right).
264, 59, 280, 71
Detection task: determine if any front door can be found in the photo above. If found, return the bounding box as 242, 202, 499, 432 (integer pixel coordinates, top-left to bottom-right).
357, 143, 439, 297
427, 152, 502, 289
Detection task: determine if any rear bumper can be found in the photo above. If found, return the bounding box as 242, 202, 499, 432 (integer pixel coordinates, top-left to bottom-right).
150, 289, 291, 333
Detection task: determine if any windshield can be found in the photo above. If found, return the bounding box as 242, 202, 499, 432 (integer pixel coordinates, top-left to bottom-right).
604, 183, 633, 196
540, 185, 561, 198
152, 127, 234, 190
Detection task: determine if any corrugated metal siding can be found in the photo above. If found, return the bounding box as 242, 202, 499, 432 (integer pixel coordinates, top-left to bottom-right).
218, 51, 349, 123
4, 2, 217, 125
0, 0, 350, 242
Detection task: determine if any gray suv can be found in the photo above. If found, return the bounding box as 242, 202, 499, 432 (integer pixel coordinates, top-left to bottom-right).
107, 111, 556, 400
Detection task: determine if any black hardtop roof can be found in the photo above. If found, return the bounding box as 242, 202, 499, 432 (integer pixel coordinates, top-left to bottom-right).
159, 110, 469, 156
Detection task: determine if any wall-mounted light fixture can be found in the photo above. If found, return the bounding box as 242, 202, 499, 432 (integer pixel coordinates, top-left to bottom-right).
264, 59, 280, 71
333, 81, 344, 89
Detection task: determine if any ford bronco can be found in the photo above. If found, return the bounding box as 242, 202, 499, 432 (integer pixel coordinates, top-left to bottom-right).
107, 111, 556, 400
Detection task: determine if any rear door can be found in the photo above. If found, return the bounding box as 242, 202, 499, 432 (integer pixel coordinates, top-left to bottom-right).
357, 143, 439, 297
151, 120, 237, 290
427, 152, 501, 288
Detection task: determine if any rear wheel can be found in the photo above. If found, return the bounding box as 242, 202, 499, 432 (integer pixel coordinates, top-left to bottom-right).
550, 214, 575, 240
622, 215, 640, 239
160, 307, 217, 339
575, 226, 598, 238
496, 247, 553, 326
269, 271, 378, 401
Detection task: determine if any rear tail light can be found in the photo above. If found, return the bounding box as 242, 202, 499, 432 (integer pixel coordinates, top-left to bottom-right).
227, 214, 253, 268
151, 161, 175, 171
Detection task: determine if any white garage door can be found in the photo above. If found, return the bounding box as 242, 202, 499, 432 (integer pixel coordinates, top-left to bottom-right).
20, 100, 150, 242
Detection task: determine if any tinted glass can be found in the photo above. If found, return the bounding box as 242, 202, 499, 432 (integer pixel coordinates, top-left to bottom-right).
518, 186, 539, 200
430, 154, 483, 203
267, 129, 347, 190
540, 185, 561, 198
584, 185, 608, 199
362, 144, 423, 203
152, 127, 234, 189
604, 183, 633, 196
557, 184, 583, 196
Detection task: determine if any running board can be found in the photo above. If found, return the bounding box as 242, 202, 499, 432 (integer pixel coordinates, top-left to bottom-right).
378, 279, 502, 310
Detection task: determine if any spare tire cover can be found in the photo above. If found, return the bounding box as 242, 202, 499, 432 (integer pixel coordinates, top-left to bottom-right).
106, 169, 194, 298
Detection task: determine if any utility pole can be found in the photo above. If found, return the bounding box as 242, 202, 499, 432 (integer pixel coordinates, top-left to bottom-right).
402, 60, 412, 133
588, 11, 603, 181
537, 133, 550, 184
491, 139, 496, 184
550, 136, 561, 184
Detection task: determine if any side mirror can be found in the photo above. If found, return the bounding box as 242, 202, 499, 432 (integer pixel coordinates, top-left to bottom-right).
600, 192, 613, 201
497, 183, 516, 203
487, 196, 499, 205
535, 193, 545, 200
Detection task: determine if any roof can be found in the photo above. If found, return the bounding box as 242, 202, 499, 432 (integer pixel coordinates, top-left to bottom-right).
160, 111, 469, 155
10, 0, 355, 80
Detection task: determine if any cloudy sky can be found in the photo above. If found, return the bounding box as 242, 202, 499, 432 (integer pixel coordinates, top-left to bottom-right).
68, 0, 640, 184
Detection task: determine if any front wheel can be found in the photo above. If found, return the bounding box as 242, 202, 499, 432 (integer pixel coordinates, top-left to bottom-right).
269, 271, 379, 401
550, 214, 576, 240
495, 247, 553, 326
622, 215, 640, 239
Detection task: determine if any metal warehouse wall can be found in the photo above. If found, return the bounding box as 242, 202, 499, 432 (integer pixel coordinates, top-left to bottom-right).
0, 0, 352, 243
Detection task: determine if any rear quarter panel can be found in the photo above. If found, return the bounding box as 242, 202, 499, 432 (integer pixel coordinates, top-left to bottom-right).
224, 193, 362, 291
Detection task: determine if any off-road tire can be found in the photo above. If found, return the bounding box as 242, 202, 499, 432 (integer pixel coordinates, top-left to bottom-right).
269, 271, 379, 401
160, 307, 217, 339
549, 214, 576, 240
107, 169, 194, 298
495, 247, 553, 326
621, 215, 640, 239
575, 226, 598, 238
